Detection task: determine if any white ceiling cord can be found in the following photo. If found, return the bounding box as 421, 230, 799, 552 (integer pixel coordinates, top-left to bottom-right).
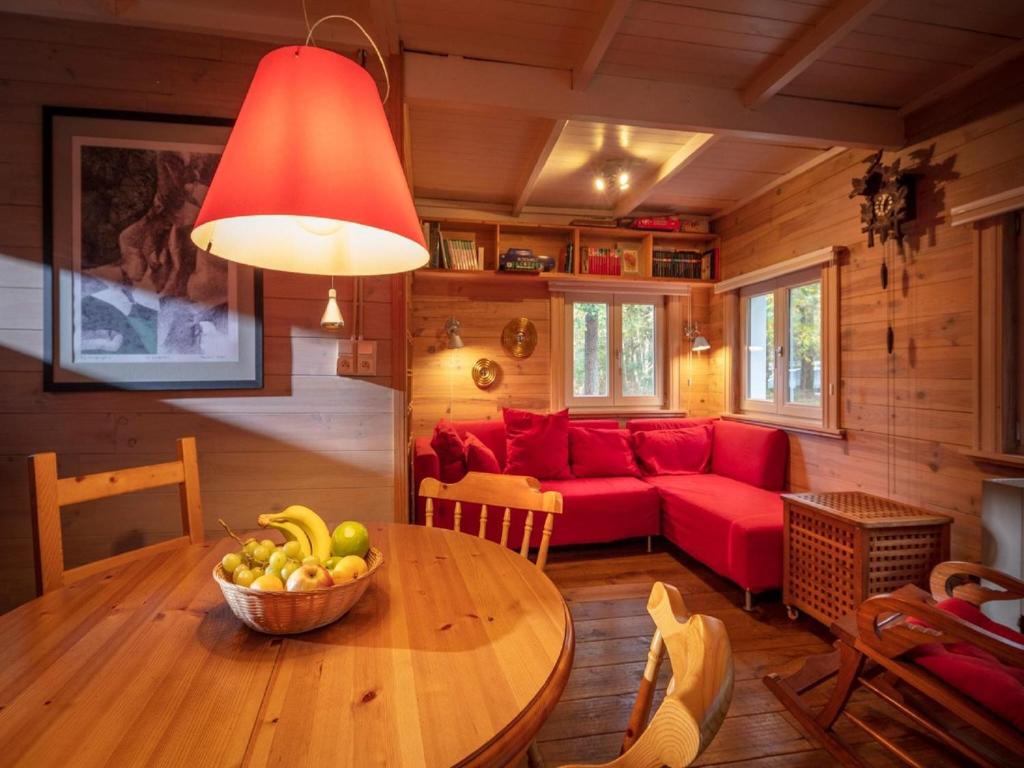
300, 2, 391, 103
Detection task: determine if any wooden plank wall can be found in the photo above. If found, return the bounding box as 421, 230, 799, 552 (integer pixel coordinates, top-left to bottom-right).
713, 102, 1024, 562
0, 13, 401, 613
409, 280, 551, 437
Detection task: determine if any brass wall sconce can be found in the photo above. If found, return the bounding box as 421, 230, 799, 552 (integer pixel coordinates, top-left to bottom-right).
501, 317, 537, 358
471, 358, 499, 389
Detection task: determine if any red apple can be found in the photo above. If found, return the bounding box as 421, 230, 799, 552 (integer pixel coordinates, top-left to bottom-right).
285, 564, 333, 591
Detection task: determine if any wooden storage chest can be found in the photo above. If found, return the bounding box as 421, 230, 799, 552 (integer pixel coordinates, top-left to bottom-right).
782, 491, 952, 626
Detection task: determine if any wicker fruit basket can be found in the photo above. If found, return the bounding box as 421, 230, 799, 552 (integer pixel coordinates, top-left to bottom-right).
213, 547, 384, 635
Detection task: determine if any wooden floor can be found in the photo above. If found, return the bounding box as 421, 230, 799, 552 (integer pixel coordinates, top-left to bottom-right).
530, 539, 991, 768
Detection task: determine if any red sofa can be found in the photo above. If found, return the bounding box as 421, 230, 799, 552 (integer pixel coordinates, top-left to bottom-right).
413, 419, 662, 549
412, 416, 788, 602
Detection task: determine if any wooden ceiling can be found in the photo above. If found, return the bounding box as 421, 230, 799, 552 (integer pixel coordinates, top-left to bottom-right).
10, 0, 1024, 219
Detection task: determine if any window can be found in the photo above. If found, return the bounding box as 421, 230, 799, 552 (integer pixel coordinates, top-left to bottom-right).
740, 268, 822, 422
719, 248, 838, 434
970, 209, 1023, 458
564, 293, 664, 408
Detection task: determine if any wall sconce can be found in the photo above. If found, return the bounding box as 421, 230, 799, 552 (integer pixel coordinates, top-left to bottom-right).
685, 324, 710, 352
444, 317, 464, 349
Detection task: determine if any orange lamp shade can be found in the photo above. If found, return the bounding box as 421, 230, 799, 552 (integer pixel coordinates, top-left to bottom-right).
191, 46, 427, 275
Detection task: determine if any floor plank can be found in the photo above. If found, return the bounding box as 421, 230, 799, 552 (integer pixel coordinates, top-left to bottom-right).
536, 539, 1000, 767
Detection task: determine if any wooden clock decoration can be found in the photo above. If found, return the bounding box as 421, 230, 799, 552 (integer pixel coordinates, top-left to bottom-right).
849, 150, 915, 247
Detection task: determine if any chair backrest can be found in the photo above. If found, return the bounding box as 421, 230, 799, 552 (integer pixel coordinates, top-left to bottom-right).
561, 582, 733, 768
418, 471, 563, 570
28, 436, 204, 595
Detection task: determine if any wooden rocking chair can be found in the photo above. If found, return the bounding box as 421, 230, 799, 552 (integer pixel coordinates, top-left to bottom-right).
559, 581, 734, 768
765, 561, 1024, 767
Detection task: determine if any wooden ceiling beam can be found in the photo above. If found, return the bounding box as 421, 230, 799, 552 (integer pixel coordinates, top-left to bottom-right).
405, 52, 904, 149
612, 133, 718, 218
741, 0, 888, 109
512, 118, 569, 216
573, 0, 632, 90
899, 38, 1024, 117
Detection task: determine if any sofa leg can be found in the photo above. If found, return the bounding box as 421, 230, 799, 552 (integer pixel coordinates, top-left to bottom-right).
744, 588, 754, 612
646, 536, 652, 554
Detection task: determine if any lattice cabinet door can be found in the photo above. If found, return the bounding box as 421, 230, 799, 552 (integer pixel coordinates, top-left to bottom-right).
782, 491, 951, 626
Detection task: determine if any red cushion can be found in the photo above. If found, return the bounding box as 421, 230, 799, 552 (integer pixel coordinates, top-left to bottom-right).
430, 420, 466, 483
537, 478, 661, 546
633, 425, 713, 476
627, 417, 716, 433
650, 474, 783, 591
710, 420, 788, 491
451, 421, 506, 468
571, 419, 620, 430
503, 408, 572, 480
908, 598, 1024, 729
570, 427, 641, 478
465, 432, 500, 473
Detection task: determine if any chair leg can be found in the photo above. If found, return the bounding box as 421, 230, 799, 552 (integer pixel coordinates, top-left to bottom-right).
743, 588, 754, 611
527, 741, 545, 768
646, 535, 652, 553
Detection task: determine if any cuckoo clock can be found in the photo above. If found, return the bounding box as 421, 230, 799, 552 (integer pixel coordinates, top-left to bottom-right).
849, 150, 915, 247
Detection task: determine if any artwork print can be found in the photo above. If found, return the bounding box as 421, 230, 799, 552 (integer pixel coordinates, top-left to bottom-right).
73, 139, 236, 362
45, 108, 262, 390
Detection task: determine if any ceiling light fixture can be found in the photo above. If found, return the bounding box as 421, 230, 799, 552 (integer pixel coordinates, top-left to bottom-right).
593, 163, 632, 194
190, 17, 428, 276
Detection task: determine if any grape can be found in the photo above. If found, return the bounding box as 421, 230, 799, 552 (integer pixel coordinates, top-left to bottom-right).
268, 550, 288, 569
233, 568, 255, 587
221, 552, 242, 574
302, 555, 319, 566
265, 566, 282, 581
243, 539, 259, 556
282, 541, 302, 559
252, 545, 271, 563
250, 567, 264, 580
259, 538, 276, 551
280, 563, 296, 582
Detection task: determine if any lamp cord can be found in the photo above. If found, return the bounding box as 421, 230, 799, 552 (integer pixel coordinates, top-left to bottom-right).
302, 13, 391, 103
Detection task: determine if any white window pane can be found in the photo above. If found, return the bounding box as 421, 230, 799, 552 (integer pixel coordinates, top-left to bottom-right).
572, 302, 609, 397
746, 292, 774, 401
621, 303, 656, 397
787, 282, 821, 406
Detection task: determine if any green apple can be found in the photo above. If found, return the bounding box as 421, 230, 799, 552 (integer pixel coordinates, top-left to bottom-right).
331, 521, 370, 558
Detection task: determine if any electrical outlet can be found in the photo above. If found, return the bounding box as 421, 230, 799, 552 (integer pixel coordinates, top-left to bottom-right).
337, 339, 355, 375
356, 340, 378, 375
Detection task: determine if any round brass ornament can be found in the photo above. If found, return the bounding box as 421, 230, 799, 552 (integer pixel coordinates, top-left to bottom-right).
501, 317, 538, 359
471, 358, 499, 389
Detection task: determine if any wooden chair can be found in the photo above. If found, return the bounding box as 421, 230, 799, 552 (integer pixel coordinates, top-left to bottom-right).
418, 471, 563, 570
560, 581, 734, 768
28, 436, 205, 595
765, 561, 1024, 768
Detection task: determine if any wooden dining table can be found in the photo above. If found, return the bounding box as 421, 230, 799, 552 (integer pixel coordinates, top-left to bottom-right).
0, 523, 574, 767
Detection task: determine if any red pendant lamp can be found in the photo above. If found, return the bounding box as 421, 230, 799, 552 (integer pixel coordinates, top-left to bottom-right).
191, 42, 427, 275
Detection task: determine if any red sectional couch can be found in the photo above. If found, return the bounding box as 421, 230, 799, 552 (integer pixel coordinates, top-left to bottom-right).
412, 416, 788, 599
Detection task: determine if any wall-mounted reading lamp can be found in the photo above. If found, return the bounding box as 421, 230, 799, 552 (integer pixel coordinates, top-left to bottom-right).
444, 317, 464, 349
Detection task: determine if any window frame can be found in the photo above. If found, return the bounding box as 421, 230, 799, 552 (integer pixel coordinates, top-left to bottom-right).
739, 267, 823, 422
563, 291, 666, 410
721, 248, 840, 436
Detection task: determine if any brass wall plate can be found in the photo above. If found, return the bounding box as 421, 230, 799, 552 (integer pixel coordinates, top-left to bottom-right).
472, 358, 499, 389
501, 317, 538, 359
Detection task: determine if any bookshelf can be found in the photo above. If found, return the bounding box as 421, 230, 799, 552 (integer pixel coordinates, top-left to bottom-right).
419, 217, 719, 285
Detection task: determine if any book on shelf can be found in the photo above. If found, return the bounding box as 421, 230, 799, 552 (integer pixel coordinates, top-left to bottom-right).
651, 247, 718, 280
581, 246, 622, 276
440, 236, 480, 271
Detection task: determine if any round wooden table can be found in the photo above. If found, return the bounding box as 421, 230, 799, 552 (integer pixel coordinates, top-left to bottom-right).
0, 523, 574, 767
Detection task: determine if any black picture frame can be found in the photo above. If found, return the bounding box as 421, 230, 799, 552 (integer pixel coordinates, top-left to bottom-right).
43, 106, 263, 392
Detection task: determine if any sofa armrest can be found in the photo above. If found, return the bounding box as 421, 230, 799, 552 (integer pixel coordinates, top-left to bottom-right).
412, 437, 439, 524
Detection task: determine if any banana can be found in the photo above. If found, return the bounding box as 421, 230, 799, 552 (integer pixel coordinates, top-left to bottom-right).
257, 515, 312, 559
266, 505, 332, 562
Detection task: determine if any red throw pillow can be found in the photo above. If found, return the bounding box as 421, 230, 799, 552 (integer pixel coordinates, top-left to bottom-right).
465, 432, 501, 473
503, 407, 571, 479
430, 420, 466, 482
633, 425, 713, 475
569, 427, 641, 478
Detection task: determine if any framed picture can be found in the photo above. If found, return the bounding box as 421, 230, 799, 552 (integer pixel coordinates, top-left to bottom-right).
43, 106, 263, 391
